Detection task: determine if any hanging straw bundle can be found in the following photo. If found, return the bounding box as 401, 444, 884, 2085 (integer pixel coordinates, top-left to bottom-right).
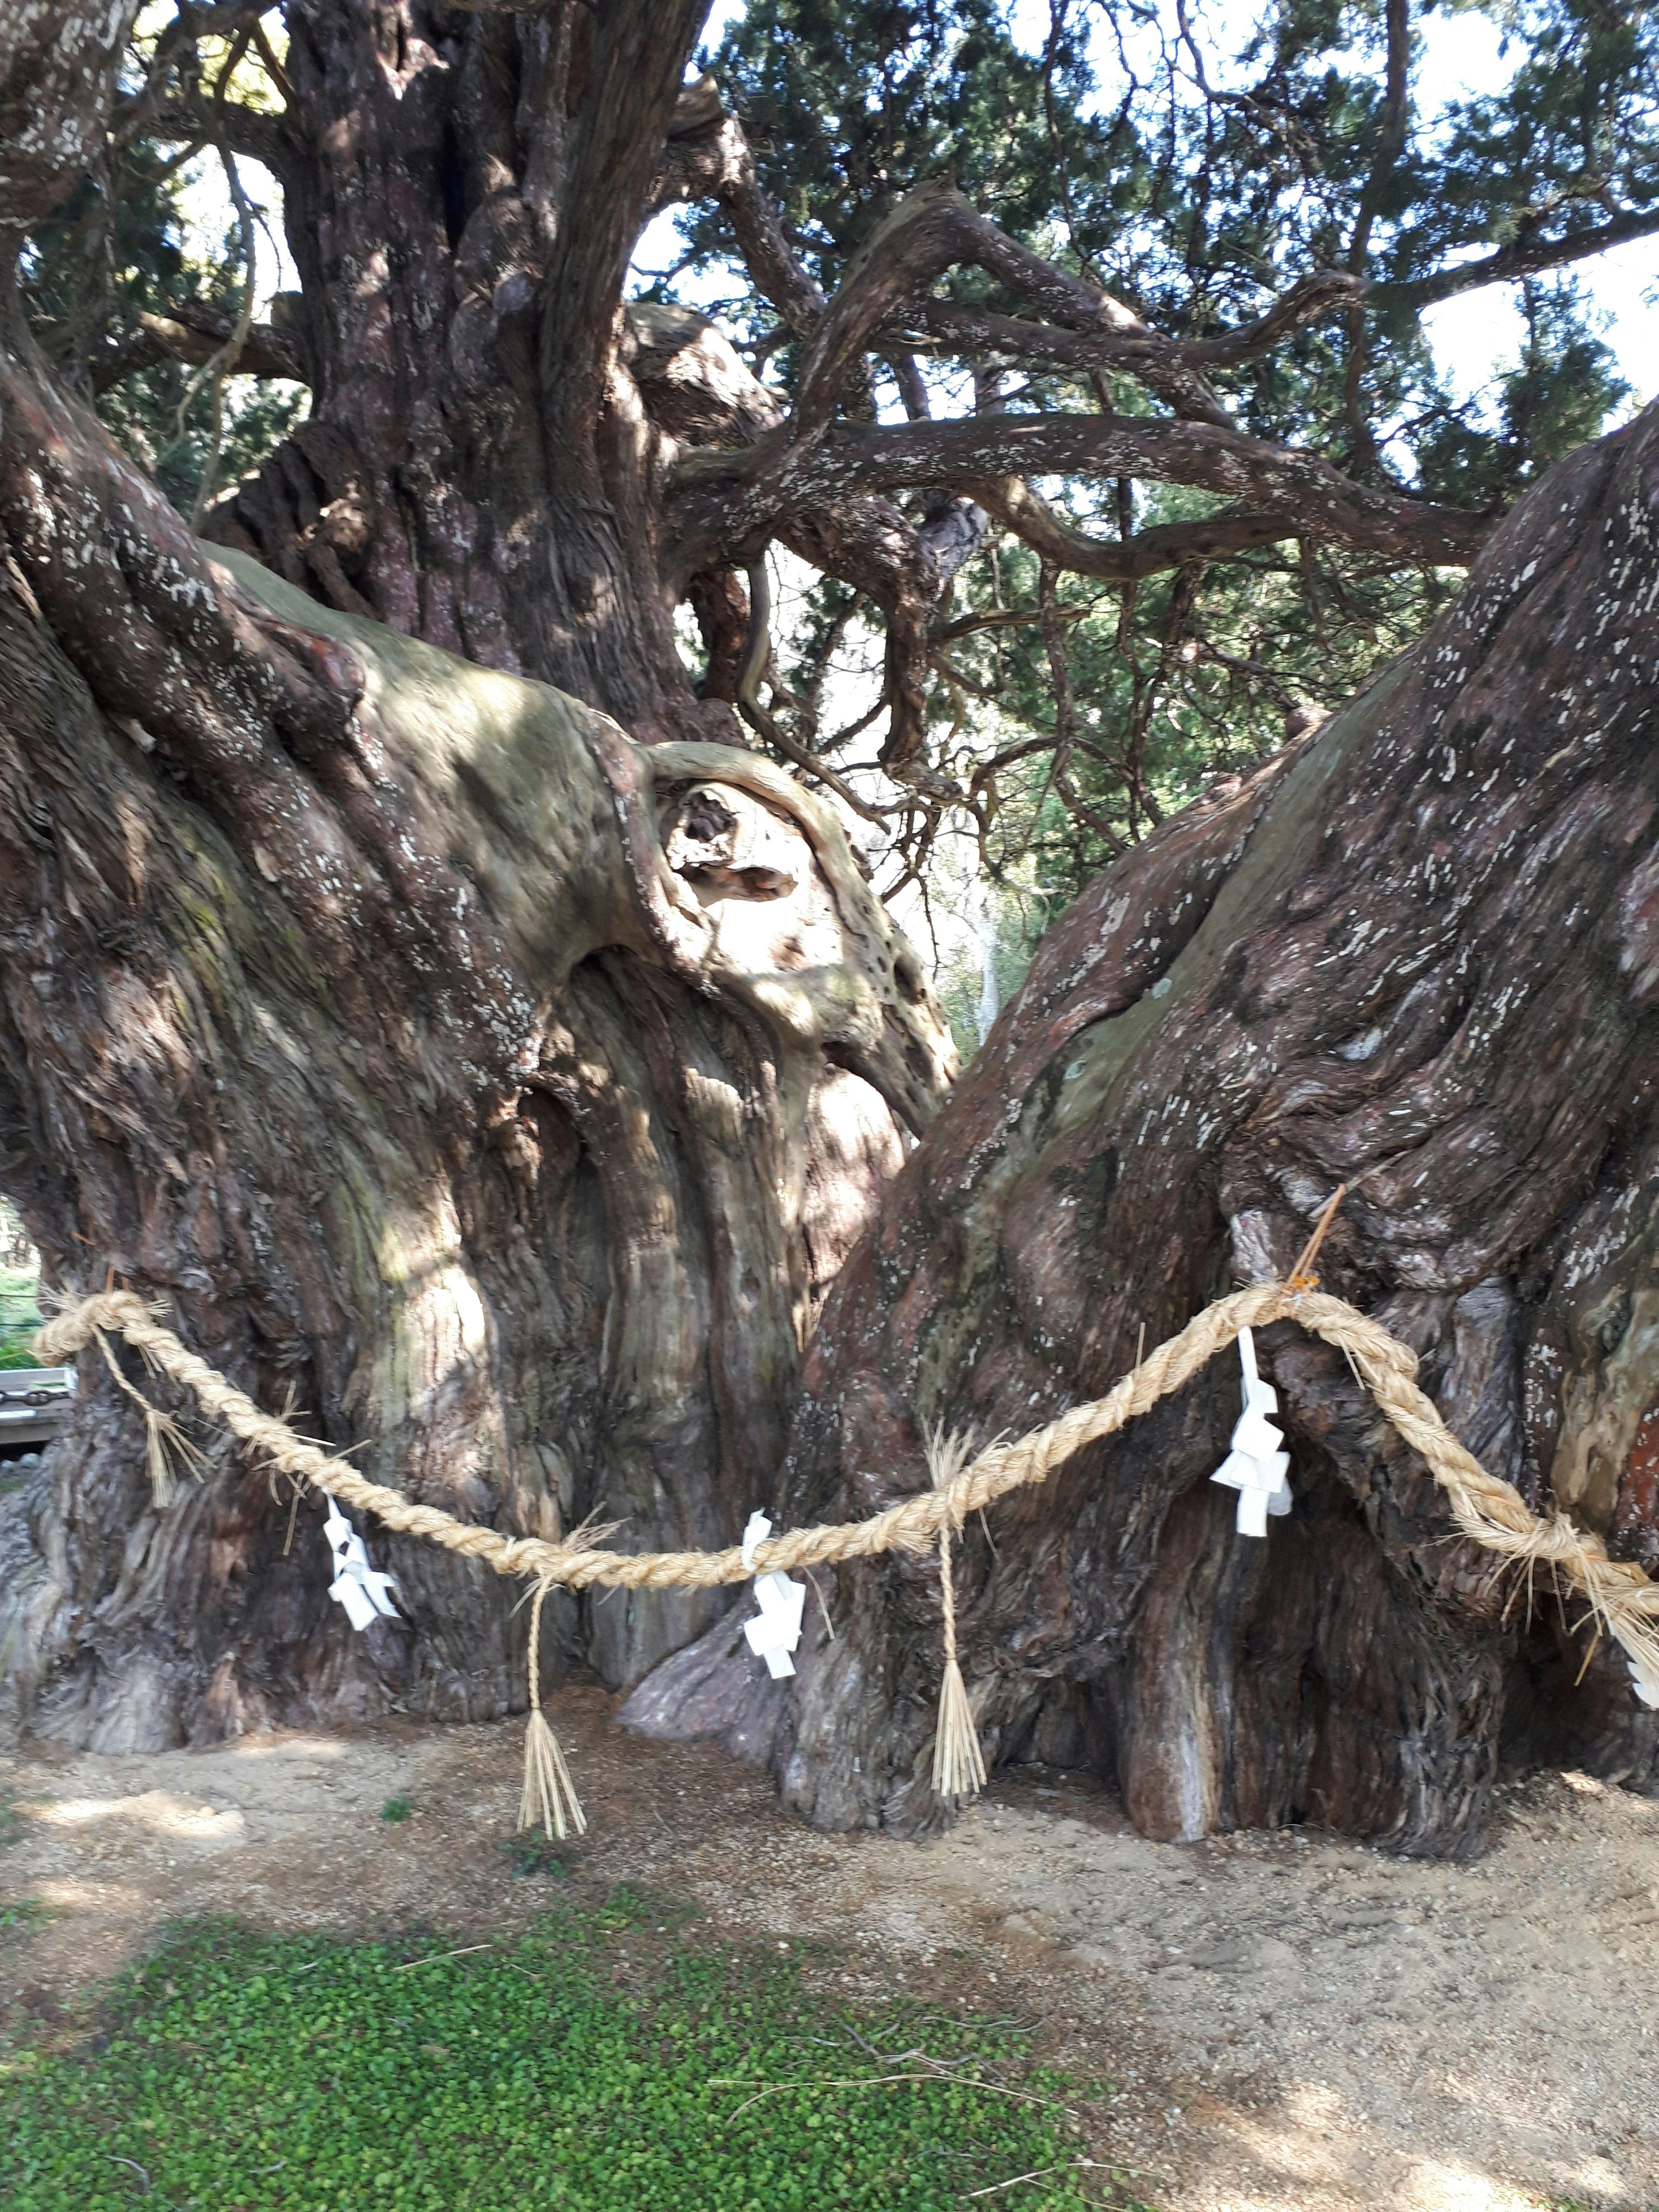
925, 1425, 987, 1802
93, 1324, 207, 1510
518, 1578, 587, 1842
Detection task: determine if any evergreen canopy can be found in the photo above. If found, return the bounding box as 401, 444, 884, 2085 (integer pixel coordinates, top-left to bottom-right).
26, 0, 1657, 898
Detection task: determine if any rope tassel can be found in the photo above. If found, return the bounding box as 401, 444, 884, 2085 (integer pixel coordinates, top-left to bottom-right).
518, 1581, 586, 1842
93, 1325, 207, 1510
926, 1427, 987, 1803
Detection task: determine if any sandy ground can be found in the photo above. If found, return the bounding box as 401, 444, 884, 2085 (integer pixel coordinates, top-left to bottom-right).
2, 1687, 1655, 2212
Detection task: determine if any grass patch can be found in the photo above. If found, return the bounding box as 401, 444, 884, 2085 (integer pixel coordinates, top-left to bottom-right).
0, 1896, 1147, 2210
0, 1791, 23, 1850
497, 1830, 569, 1879
380, 1793, 413, 1824
0, 1900, 53, 1935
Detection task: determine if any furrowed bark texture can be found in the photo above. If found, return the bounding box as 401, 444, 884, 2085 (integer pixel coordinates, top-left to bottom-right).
626, 404, 1659, 1856
206, 0, 727, 741
0, 318, 953, 1748
0, 0, 963, 1754
4, 1, 1656, 1849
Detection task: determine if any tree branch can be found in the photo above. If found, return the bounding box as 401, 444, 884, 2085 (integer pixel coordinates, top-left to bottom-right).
147, 95, 289, 167
789, 181, 1231, 437
649, 83, 828, 340
110, 3, 270, 154
892, 270, 1364, 380
85, 303, 305, 393
973, 480, 1303, 582
1393, 207, 1659, 309
675, 410, 1494, 573
775, 497, 947, 786
735, 555, 892, 821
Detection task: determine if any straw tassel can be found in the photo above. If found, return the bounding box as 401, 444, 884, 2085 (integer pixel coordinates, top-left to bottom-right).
94, 1326, 207, 1510
518, 1580, 587, 1841
926, 1427, 987, 1803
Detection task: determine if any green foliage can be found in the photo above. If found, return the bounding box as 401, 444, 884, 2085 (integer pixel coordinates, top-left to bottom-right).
1416, 278, 1631, 507
678, 0, 1651, 903
496, 1830, 570, 1878
21, 130, 304, 520
0, 1900, 54, 1935
932, 509, 1461, 896
692, 0, 1649, 467
0, 1239, 42, 1370
0, 1908, 1144, 2211
679, 0, 1107, 324
380, 1794, 414, 1824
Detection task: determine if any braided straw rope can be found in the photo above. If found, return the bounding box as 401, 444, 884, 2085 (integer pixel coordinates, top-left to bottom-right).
33, 1285, 1659, 1701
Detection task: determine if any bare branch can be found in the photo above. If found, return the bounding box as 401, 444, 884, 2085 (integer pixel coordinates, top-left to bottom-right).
676, 410, 1494, 573
650, 89, 828, 340
776, 496, 947, 786
789, 182, 1231, 437
85, 303, 305, 393
891, 270, 1364, 380
148, 95, 289, 167
735, 556, 892, 821
1393, 207, 1659, 309
110, 3, 270, 154
937, 602, 1088, 642
974, 480, 1295, 582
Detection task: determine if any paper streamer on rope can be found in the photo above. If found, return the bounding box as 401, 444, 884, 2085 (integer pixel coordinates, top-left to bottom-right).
740, 1510, 807, 1677
322, 1496, 400, 1630
1210, 1325, 1293, 1537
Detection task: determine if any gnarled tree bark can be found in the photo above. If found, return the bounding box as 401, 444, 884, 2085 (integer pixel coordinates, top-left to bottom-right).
627, 401, 1659, 1856
0, 0, 953, 1750
4, 3, 1657, 1859
0, 333, 953, 1747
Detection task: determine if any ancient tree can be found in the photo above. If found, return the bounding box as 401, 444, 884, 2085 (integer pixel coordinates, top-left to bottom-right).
2, 1, 1656, 1850
631, 402, 1659, 1851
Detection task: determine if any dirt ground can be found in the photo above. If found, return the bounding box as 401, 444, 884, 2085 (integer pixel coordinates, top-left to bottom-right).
2, 1686, 1655, 2212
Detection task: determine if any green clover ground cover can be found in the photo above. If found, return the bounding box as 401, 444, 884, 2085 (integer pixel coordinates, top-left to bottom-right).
3, 1889, 1139, 2211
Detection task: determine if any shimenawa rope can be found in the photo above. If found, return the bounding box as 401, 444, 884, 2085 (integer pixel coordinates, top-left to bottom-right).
35, 1270, 1659, 1813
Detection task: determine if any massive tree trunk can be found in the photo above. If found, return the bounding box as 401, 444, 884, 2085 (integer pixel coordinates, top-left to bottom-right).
0, 0, 951, 1751
4, 3, 1657, 1858
210, 0, 725, 739
626, 402, 1659, 1856
0, 334, 953, 1747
